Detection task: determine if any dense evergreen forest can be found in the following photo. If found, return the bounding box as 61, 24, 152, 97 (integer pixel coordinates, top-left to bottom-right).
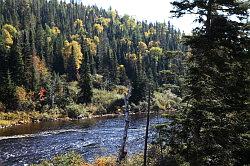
0, 0, 186, 114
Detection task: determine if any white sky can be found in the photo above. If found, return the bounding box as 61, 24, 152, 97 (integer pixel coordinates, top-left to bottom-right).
75, 0, 196, 34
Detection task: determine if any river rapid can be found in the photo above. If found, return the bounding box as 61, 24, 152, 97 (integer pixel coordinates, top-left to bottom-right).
0, 114, 166, 166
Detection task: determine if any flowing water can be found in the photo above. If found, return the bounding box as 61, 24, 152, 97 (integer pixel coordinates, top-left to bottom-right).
0, 114, 166, 166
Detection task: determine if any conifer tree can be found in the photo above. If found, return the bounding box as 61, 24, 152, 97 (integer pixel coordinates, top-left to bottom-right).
159, 1, 250, 165
0, 70, 17, 110
9, 34, 25, 86
78, 49, 93, 104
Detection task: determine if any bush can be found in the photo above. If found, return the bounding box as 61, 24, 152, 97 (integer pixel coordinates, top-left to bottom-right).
92, 89, 123, 114
19, 100, 36, 112
130, 101, 148, 113
67, 81, 81, 102
65, 103, 88, 119
153, 90, 182, 111
92, 74, 104, 89
123, 154, 144, 166
93, 156, 116, 166
106, 98, 124, 114
112, 85, 128, 95
34, 151, 88, 166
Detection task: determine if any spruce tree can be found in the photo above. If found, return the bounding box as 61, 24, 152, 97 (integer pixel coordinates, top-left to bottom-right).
66, 54, 78, 82
159, 0, 250, 165
78, 49, 93, 104
0, 70, 17, 111
9, 34, 25, 86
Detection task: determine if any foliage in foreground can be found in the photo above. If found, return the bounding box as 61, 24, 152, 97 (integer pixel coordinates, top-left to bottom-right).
154, 0, 250, 165
34, 149, 175, 166
34, 152, 116, 166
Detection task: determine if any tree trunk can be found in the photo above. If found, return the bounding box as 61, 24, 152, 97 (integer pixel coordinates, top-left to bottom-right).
143, 88, 151, 166
117, 86, 131, 164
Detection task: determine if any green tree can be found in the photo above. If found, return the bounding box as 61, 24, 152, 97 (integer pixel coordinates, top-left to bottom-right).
78, 50, 93, 104
0, 70, 17, 111
158, 0, 250, 165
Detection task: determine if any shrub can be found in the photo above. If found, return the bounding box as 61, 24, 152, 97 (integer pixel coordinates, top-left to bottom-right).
16, 86, 28, 103
34, 151, 88, 166
65, 103, 88, 119
106, 98, 124, 114
123, 154, 144, 166
92, 74, 104, 89
67, 81, 80, 101
92, 89, 123, 114
112, 85, 128, 95
153, 90, 182, 111
19, 100, 36, 112
93, 156, 116, 166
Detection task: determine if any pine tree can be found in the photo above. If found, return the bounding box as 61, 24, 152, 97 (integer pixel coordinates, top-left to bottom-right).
78, 49, 93, 104
130, 58, 147, 104
9, 34, 25, 86
66, 53, 79, 82
0, 70, 17, 111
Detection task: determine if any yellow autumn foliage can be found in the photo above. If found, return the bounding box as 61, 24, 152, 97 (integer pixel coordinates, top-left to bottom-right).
96, 17, 111, 27
74, 19, 84, 28
148, 41, 160, 48
118, 64, 124, 69
33, 55, 49, 77
149, 47, 163, 57
93, 36, 100, 44
2, 29, 13, 47
51, 26, 60, 36
145, 27, 156, 37
16, 86, 28, 103
62, 40, 71, 59
93, 156, 116, 166
84, 38, 97, 55
120, 38, 132, 46
71, 41, 83, 69
109, 10, 117, 19
71, 34, 80, 41
138, 41, 148, 53
1, 24, 17, 48
3, 24, 17, 35
62, 40, 83, 70
93, 23, 104, 34
126, 53, 137, 61
119, 24, 126, 32
127, 18, 136, 29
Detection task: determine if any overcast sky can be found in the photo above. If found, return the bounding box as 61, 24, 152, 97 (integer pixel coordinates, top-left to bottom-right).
74, 0, 197, 34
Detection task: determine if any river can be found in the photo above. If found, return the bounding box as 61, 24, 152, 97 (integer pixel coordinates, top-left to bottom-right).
0, 114, 166, 166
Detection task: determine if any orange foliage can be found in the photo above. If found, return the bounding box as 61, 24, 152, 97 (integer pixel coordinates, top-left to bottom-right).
93, 157, 116, 166
33, 55, 49, 77
16, 86, 28, 103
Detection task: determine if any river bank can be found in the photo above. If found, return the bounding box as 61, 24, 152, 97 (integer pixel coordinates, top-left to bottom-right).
0, 111, 122, 129
0, 110, 167, 129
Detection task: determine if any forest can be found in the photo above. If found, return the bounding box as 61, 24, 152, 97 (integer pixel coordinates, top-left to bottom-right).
0, 0, 186, 118
0, 0, 249, 166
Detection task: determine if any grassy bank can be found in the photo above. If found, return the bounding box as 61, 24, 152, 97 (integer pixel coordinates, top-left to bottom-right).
0, 87, 125, 128
0, 87, 180, 128
0, 111, 67, 128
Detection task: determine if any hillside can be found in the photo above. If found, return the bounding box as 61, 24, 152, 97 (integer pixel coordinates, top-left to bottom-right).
0, 0, 185, 115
